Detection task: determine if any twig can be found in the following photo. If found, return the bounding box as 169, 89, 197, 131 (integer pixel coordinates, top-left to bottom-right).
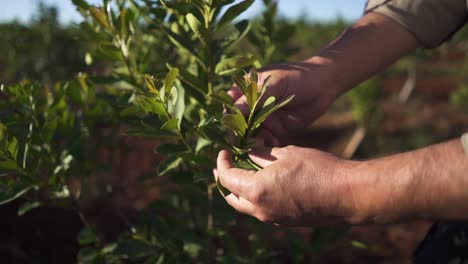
342, 127, 367, 159
399, 66, 416, 103
207, 183, 215, 230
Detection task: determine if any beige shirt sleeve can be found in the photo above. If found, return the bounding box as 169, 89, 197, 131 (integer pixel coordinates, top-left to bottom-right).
365, 0, 468, 48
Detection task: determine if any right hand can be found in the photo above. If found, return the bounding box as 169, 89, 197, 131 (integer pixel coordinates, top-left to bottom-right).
229, 57, 339, 146
215, 146, 359, 226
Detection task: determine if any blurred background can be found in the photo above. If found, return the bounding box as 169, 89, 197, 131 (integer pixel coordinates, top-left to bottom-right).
1, 0, 367, 23
1, 0, 468, 263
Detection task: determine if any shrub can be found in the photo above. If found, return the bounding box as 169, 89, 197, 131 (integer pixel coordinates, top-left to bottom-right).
0, 0, 316, 262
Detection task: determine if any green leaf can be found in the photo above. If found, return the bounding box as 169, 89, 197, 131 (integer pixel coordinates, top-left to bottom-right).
158, 156, 183, 175
125, 128, 177, 138
98, 42, 122, 60
259, 75, 272, 95
232, 74, 248, 92
164, 68, 179, 98
212, 0, 235, 7
156, 143, 188, 155
77, 73, 91, 99
351, 240, 367, 249
89, 7, 111, 31
235, 154, 262, 170
275, 94, 295, 108
246, 81, 258, 110
215, 56, 257, 76
251, 95, 294, 131
0, 122, 7, 141
217, 0, 254, 28
17, 201, 41, 216
166, 64, 205, 95
117, 8, 134, 37
134, 96, 166, 116
161, 26, 202, 64
0, 181, 37, 205
155, 254, 165, 264
144, 74, 158, 94
117, 8, 128, 36
197, 122, 231, 149
186, 13, 208, 46
173, 84, 185, 122
250, 96, 276, 130
254, 95, 275, 116
195, 137, 211, 154
249, 68, 258, 83
8, 137, 19, 160
78, 247, 99, 262
159, 0, 190, 13
78, 227, 97, 245
222, 20, 251, 48
119, 106, 140, 117
161, 118, 178, 131
0, 160, 20, 173
221, 113, 247, 137
72, 0, 90, 9
113, 239, 154, 259
248, 75, 272, 123
208, 91, 234, 107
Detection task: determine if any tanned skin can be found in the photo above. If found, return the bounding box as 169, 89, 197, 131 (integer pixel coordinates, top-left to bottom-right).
214, 12, 468, 226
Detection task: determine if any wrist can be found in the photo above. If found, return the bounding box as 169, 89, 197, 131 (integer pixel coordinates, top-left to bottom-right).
335, 159, 375, 225
339, 157, 418, 225
302, 56, 342, 99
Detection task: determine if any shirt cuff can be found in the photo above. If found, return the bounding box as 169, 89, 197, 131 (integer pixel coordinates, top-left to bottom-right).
462, 133, 468, 155
364, 0, 467, 48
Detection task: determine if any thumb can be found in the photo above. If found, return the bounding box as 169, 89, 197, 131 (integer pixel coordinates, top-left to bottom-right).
248, 147, 284, 167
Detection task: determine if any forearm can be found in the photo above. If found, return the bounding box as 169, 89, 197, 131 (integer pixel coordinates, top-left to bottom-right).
304, 12, 419, 96
347, 139, 468, 224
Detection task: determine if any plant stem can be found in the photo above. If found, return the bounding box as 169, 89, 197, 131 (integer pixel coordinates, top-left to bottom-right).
178, 130, 193, 152
23, 94, 35, 169
123, 53, 138, 86
118, 39, 139, 88
207, 183, 215, 230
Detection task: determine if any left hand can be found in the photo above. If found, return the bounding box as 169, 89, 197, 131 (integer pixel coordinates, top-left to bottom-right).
214, 145, 361, 226
228, 60, 339, 147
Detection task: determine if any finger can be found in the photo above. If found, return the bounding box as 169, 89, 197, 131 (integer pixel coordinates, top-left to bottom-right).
285, 101, 327, 127
261, 114, 287, 138
224, 193, 257, 216
248, 147, 278, 167
217, 150, 235, 171
254, 129, 279, 148
226, 129, 237, 145
213, 168, 219, 181
234, 100, 249, 116
219, 168, 256, 200
217, 150, 257, 199
228, 86, 243, 101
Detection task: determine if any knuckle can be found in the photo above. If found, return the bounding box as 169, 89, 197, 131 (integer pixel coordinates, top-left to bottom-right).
249, 185, 266, 205
255, 211, 276, 224
271, 146, 283, 155
284, 145, 298, 152
255, 212, 270, 223
271, 146, 281, 152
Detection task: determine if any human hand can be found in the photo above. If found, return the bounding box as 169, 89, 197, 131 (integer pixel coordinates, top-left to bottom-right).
216, 139, 468, 226
214, 145, 360, 226
229, 58, 338, 146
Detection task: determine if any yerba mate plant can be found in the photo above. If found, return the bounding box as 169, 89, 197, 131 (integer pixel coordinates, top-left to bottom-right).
73, 0, 293, 192
73, 0, 301, 261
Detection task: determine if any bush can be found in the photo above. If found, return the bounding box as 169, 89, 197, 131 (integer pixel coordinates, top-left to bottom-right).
0, 0, 328, 262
